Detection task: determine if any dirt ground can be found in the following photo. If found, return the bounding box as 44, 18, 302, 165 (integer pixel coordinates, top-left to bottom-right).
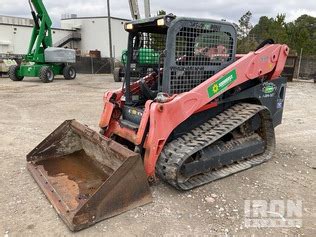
0, 74, 315, 237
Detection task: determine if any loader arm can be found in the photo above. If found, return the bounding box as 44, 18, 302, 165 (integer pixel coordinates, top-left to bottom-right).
26, 0, 53, 62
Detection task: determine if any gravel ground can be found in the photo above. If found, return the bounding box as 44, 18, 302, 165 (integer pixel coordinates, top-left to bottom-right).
0, 74, 315, 237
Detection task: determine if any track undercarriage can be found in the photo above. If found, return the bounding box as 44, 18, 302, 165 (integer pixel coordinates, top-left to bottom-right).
157, 103, 275, 190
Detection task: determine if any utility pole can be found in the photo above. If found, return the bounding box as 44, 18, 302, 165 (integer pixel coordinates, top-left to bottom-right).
144, 0, 151, 18
107, 0, 114, 74
129, 0, 141, 19
297, 48, 303, 80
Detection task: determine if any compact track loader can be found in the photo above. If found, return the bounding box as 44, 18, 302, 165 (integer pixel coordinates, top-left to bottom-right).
27, 15, 289, 231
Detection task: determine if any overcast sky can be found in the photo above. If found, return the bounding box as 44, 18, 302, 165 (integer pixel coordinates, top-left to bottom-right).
1, 0, 316, 27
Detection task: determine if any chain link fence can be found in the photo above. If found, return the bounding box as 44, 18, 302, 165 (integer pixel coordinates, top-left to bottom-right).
0, 53, 315, 80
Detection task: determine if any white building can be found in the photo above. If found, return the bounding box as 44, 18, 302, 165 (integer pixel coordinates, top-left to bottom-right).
0, 15, 76, 55
61, 16, 129, 58
0, 15, 129, 58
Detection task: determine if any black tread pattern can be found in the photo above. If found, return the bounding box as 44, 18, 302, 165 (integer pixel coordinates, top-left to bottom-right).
63, 65, 76, 80
9, 65, 23, 81
40, 66, 54, 83
113, 67, 122, 82
156, 103, 275, 190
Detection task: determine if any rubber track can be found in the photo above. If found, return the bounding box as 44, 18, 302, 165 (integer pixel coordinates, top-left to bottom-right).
156, 103, 275, 190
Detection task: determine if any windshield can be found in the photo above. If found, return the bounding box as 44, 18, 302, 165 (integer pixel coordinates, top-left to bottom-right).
194, 32, 230, 61
127, 32, 166, 82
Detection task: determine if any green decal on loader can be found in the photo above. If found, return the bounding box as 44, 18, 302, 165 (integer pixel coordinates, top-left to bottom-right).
208, 69, 237, 98
262, 82, 276, 94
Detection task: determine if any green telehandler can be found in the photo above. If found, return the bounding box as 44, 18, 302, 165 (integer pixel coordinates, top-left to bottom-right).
9, 0, 77, 83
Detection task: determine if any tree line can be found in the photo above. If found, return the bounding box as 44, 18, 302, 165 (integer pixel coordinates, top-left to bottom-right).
234, 11, 316, 55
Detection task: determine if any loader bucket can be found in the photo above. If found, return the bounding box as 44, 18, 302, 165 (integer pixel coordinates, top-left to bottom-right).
26, 120, 152, 231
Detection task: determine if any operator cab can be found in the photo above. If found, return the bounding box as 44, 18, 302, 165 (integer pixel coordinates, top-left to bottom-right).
121, 15, 237, 129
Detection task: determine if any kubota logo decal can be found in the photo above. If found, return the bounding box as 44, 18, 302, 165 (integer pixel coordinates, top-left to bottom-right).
207, 69, 237, 98
212, 83, 219, 93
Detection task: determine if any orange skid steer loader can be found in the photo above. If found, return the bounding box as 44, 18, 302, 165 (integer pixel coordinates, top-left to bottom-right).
27, 15, 289, 231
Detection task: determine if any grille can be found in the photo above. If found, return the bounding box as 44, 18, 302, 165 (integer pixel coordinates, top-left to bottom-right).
129, 32, 166, 82
170, 25, 234, 94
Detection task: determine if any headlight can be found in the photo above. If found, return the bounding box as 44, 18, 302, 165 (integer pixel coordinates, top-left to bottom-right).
157, 18, 165, 26
125, 23, 133, 30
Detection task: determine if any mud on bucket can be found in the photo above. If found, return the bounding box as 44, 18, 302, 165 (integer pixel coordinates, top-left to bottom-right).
26, 120, 152, 231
